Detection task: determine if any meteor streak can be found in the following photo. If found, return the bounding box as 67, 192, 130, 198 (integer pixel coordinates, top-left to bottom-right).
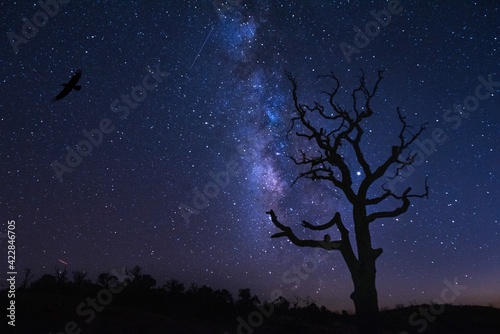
189, 25, 215, 69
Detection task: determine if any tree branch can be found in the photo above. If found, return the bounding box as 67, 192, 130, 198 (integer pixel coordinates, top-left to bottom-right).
267, 210, 360, 272
359, 107, 428, 197
367, 178, 429, 223
302, 212, 340, 231
267, 210, 342, 250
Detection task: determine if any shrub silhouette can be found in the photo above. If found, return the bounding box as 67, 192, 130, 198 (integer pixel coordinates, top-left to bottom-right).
3, 266, 499, 334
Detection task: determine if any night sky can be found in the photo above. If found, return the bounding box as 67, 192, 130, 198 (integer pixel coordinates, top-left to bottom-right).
1, 0, 499, 312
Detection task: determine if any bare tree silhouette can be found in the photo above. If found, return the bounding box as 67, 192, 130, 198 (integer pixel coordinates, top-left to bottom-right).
54, 265, 68, 284
267, 70, 429, 334
72, 270, 88, 284
20, 268, 34, 289
291, 295, 302, 309
97, 272, 118, 287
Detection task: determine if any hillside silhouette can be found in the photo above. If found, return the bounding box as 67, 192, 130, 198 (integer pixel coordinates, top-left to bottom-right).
1, 266, 499, 334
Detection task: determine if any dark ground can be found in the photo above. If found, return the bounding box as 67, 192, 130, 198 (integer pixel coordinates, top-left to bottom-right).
1, 269, 499, 334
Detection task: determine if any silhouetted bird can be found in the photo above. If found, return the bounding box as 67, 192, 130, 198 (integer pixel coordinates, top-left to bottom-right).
52, 69, 82, 102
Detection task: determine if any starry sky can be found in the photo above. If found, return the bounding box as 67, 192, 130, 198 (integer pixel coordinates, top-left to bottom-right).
1, 0, 499, 311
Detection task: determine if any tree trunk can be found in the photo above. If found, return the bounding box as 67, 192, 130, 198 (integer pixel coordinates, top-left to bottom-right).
352, 206, 382, 334
351, 262, 381, 334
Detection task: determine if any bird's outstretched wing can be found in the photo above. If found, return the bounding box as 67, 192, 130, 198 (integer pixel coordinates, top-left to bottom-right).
68, 69, 82, 86
52, 85, 72, 102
